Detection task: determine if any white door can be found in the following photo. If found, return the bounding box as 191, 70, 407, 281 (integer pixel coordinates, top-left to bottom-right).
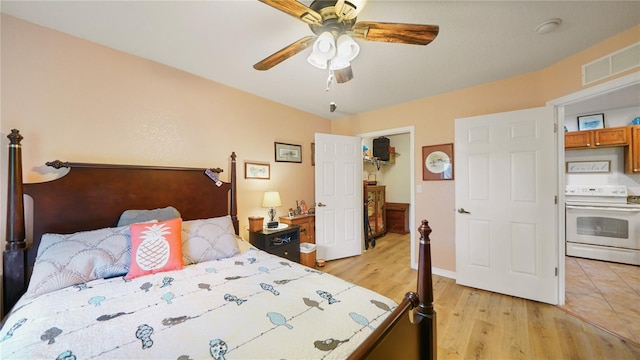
455, 106, 559, 304
314, 133, 363, 261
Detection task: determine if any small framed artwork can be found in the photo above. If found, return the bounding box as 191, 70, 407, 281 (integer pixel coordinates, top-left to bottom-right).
577, 113, 605, 131
311, 142, 315, 166
245, 162, 270, 179
566, 160, 611, 173
422, 143, 454, 180
275, 142, 302, 163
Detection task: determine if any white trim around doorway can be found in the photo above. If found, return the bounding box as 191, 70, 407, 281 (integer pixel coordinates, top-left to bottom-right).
357, 126, 417, 269
547, 71, 640, 306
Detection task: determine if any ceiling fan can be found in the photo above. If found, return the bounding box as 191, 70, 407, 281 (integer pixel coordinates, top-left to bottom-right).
253, 0, 439, 84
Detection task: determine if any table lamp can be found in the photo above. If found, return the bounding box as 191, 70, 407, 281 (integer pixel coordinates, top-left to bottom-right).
262, 191, 282, 228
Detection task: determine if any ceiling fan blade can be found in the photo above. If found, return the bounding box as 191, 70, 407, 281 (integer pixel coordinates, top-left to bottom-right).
334, 66, 354, 84
351, 22, 439, 45
253, 35, 316, 71
258, 0, 323, 25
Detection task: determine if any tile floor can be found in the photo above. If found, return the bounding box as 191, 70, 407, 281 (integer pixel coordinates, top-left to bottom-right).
562, 256, 640, 346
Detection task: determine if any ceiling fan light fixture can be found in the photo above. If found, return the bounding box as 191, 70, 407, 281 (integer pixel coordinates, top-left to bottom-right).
308, 52, 329, 69
312, 31, 336, 58
308, 31, 337, 69
335, 0, 368, 20
329, 57, 350, 70
336, 34, 360, 62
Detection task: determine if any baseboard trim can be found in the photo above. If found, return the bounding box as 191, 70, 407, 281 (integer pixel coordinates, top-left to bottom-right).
411, 262, 456, 280
432, 267, 456, 280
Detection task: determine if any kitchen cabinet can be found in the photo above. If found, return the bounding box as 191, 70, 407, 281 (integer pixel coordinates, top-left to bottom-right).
565, 126, 631, 149
625, 125, 640, 174
565, 125, 640, 174
279, 214, 315, 243
565, 130, 594, 148
365, 185, 386, 237
595, 126, 631, 146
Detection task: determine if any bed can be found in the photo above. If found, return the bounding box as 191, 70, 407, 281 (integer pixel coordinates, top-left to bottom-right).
1, 129, 436, 359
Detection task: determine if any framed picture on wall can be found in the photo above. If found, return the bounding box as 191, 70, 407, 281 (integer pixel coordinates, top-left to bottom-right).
577, 113, 605, 131
245, 162, 270, 179
275, 142, 302, 163
422, 143, 454, 180
566, 160, 610, 173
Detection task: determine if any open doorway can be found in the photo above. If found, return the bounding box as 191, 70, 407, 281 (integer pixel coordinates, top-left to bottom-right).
358, 126, 417, 268
550, 73, 639, 294
549, 72, 640, 342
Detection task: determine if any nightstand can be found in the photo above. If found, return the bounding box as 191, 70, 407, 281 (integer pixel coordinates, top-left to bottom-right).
249, 226, 300, 263
279, 214, 315, 243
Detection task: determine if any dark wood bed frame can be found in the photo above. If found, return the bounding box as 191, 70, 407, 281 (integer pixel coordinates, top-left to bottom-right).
3, 129, 436, 359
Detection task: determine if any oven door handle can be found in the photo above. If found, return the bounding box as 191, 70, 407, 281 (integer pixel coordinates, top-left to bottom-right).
566, 205, 640, 212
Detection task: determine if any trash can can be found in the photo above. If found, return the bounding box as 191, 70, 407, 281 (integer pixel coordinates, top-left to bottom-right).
300, 243, 316, 268
248, 216, 264, 232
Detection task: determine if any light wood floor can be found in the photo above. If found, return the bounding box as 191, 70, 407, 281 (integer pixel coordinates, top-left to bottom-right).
321, 232, 640, 360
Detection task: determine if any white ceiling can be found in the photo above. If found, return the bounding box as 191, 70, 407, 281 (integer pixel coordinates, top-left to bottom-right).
2, 1, 639, 120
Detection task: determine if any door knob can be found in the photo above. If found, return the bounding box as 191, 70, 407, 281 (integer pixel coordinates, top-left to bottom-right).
317, 202, 327, 207
457, 208, 471, 214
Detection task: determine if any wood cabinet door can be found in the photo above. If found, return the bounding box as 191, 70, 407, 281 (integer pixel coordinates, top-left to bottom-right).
299, 222, 311, 243
632, 126, 640, 173
375, 188, 385, 233
308, 218, 315, 243
594, 126, 630, 146
366, 185, 386, 237
565, 131, 593, 149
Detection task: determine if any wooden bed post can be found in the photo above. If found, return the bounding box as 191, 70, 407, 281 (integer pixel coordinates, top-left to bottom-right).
416, 219, 437, 359
230, 152, 239, 235
347, 219, 437, 359
3, 129, 28, 316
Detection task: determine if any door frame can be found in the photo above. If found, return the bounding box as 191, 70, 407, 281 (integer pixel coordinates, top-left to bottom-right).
357, 126, 417, 268
547, 72, 640, 306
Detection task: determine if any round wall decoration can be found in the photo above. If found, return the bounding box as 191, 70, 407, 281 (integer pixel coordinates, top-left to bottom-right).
425, 151, 451, 174
422, 143, 454, 180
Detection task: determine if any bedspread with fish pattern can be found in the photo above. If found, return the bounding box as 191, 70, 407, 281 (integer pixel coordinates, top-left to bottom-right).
0, 247, 397, 359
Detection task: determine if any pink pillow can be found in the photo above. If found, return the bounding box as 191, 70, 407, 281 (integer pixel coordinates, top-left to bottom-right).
125, 218, 184, 280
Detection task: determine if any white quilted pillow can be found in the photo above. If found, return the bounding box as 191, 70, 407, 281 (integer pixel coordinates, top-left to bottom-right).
26, 225, 132, 298
181, 216, 240, 265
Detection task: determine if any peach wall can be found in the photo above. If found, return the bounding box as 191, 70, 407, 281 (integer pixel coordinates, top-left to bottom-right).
1, 14, 638, 278
0, 15, 331, 249
333, 25, 640, 272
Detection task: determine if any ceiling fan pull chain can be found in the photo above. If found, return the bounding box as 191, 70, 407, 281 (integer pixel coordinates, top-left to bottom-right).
325, 72, 335, 92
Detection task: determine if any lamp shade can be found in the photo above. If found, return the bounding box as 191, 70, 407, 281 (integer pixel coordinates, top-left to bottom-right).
332, 34, 360, 71
262, 191, 282, 208
329, 57, 350, 70
336, 34, 359, 61
307, 32, 336, 69
308, 52, 329, 69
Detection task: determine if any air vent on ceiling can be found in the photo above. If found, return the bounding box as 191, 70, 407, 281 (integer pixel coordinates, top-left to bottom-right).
582, 42, 640, 85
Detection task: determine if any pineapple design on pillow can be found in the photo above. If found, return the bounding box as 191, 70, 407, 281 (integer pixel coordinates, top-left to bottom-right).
136, 223, 172, 270
126, 217, 182, 280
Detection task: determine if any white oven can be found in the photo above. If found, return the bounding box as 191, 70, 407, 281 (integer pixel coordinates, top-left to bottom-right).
565, 185, 640, 265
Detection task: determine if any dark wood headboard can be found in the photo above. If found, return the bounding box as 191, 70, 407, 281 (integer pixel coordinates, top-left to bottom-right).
3, 129, 237, 316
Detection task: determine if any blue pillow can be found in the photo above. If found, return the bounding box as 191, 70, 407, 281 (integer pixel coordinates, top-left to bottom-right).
117, 206, 181, 227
